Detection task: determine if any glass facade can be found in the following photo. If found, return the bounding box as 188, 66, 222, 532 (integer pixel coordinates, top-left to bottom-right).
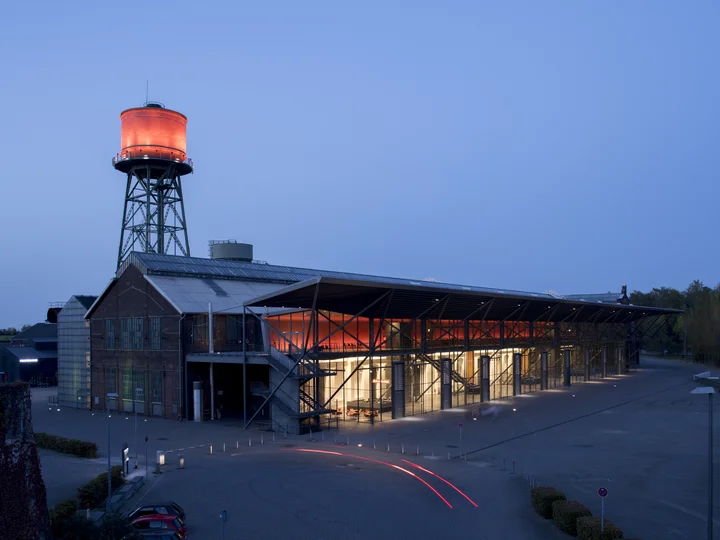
57, 297, 92, 409
260, 309, 628, 425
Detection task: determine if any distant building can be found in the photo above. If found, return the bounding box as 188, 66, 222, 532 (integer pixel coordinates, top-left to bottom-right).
0, 323, 58, 385
566, 285, 631, 305
57, 295, 97, 408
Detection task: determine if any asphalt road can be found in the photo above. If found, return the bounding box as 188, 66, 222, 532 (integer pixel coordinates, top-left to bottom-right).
32, 355, 717, 538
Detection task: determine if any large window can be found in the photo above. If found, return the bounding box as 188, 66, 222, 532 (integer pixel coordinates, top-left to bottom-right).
120, 317, 144, 350
105, 320, 115, 350
150, 317, 162, 350
132, 317, 144, 349
120, 318, 131, 350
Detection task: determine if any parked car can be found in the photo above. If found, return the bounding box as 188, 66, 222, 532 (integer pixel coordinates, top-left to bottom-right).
129, 502, 185, 521
131, 514, 187, 539
132, 532, 184, 540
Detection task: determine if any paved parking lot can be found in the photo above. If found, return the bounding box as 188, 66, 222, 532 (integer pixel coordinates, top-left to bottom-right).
141, 443, 565, 540
33, 356, 716, 539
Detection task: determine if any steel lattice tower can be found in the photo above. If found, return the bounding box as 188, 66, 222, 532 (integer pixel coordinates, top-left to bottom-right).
112, 102, 193, 269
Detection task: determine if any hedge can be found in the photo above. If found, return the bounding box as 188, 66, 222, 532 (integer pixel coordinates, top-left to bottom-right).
50, 499, 79, 538
576, 516, 624, 540
77, 465, 125, 509
531, 486, 567, 519
552, 499, 592, 535
36, 432, 98, 458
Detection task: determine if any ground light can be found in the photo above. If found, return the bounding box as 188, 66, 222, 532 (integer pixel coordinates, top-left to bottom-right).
690, 385, 715, 540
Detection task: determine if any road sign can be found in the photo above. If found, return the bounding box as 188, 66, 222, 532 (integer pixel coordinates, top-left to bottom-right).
598, 487, 608, 498
458, 422, 464, 428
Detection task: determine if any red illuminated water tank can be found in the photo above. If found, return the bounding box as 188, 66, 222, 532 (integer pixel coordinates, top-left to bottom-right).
113, 102, 192, 176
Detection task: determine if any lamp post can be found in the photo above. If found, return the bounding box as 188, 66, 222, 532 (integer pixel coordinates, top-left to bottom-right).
106, 392, 119, 515
691, 386, 715, 540
134, 388, 142, 469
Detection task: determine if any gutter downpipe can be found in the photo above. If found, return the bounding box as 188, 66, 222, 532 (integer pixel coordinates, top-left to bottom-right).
179, 313, 187, 420
209, 302, 214, 421
242, 306, 247, 429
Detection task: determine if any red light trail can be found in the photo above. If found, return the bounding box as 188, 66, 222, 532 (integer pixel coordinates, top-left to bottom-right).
294, 448, 453, 509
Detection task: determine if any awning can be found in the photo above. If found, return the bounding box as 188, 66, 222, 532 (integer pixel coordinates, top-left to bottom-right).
244, 277, 681, 323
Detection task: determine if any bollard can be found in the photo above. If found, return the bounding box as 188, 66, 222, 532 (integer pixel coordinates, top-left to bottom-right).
209, 445, 213, 456
416, 445, 419, 456
223, 443, 226, 452
249, 437, 252, 447
179, 454, 185, 469
272, 432, 276, 442
432, 448, 435, 457
236, 440, 239, 450
387, 442, 390, 452
309, 428, 313, 441
401, 444, 405, 454
373, 441, 376, 450
321, 431, 325, 441
512, 461, 515, 474
261, 434, 264, 445
346, 435, 350, 445
464, 453, 467, 463
447, 452, 451, 460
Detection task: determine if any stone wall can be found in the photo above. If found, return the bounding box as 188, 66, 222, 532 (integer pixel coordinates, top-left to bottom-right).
0, 382, 51, 539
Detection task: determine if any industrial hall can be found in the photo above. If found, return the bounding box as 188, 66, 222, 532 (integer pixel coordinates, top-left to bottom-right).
82, 245, 679, 435
71, 99, 679, 434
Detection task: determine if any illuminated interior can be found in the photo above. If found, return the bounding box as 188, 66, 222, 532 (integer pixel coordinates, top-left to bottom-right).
262, 310, 621, 424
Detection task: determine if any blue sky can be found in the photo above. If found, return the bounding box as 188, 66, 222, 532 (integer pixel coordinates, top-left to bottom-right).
1, 1, 718, 327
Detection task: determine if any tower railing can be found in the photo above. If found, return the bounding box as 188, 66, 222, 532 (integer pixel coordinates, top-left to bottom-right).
112, 153, 194, 168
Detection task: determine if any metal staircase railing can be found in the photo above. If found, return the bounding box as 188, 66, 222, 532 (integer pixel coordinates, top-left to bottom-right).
249, 382, 298, 419
418, 352, 468, 386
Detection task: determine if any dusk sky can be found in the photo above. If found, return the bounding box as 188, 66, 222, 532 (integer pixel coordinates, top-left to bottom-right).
1, 1, 718, 328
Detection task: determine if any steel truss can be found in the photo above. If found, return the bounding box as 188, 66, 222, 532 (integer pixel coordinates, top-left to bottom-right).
243, 286, 667, 430
117, 162, 190, 269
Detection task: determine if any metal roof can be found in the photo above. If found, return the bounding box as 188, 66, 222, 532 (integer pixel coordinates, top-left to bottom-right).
144, 275, 288, 315
244, 277, 680, 323
124, 252, 559, 300
11, 323, 57, 342
565, 292, 621, 304
74, 295, 98, 310
2, 346, 57, 360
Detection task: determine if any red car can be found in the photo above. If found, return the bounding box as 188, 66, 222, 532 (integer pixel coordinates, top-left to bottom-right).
131, 514, 188, 539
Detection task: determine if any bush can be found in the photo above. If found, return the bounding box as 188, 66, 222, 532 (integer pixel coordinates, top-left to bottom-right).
36, 432, 98, 458
50, 499, 78, 537
576, 516, 624, 540
531, 486, 567, 518
77, 466, 125, 509
552, 499, 592, 535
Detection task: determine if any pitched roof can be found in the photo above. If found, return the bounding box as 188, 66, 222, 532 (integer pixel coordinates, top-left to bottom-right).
144, 275, 286, 315
75, 295, 98, 310
12, 323, 57, 342
2, 346, 57, 360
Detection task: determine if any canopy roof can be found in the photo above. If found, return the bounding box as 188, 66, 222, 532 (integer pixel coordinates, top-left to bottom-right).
245, 277, 681, 323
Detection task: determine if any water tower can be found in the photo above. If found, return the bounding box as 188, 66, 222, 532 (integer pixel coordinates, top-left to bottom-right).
112, 102, 193, 269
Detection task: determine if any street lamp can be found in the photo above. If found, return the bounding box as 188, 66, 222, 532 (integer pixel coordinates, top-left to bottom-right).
106, 392, 119, 515
691, 385, 715, 540
134, 388, 143, 469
